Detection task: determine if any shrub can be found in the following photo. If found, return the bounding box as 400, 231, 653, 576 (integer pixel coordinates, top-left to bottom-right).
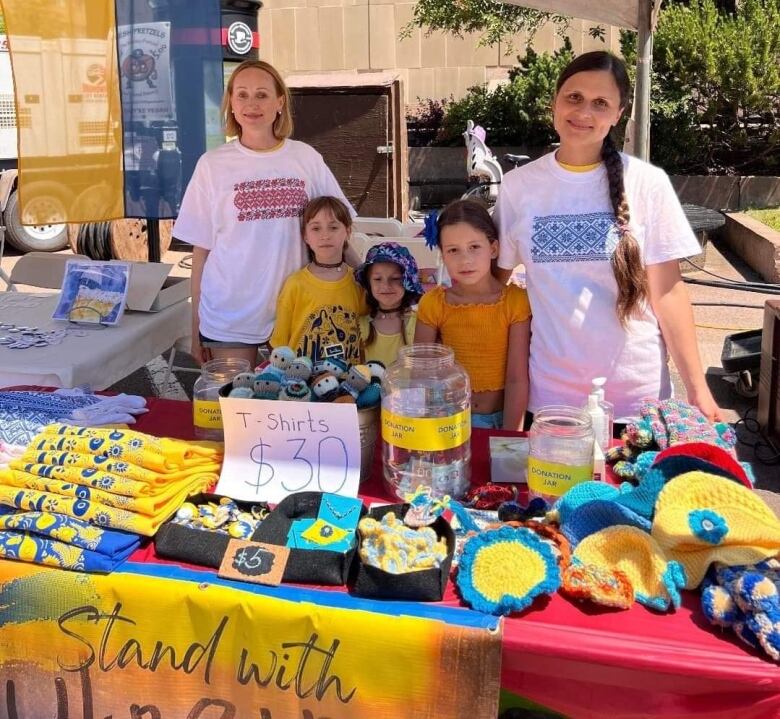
432, 40, 574, 147
622, 0, 780, 175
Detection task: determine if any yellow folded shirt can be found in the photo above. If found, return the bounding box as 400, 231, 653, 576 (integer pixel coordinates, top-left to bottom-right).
0, 478, 212, 536
34, 425, 222, 473
0, 467, 218, 517
15, 451, 222, 487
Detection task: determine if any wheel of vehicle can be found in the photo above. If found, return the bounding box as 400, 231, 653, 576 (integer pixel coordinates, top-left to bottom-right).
735, 370, 759, 399
4, 188, 69, 252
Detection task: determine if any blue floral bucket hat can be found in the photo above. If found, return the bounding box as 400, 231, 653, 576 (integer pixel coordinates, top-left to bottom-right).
354, 242, 425, 300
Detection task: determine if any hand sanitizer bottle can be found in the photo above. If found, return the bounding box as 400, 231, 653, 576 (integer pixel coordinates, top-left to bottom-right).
589, 377, 614, 450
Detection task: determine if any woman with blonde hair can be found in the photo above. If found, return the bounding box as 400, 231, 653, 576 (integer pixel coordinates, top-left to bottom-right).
174, 60, 353, 366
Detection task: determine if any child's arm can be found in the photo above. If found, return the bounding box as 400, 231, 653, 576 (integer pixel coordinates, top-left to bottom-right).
502, 320, 530, 431
268, 281, 295, 350
413, 321, 438, 343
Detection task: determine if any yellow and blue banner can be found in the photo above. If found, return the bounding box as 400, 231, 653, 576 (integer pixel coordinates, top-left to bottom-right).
0, 560, 502, 717
2, 0, 224, 223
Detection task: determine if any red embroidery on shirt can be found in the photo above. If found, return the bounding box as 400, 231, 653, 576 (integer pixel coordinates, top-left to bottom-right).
233, 177, 309, 221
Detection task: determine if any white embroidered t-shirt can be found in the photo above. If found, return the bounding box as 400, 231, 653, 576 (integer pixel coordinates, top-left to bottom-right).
495, 151, 700, 419
173, 139, 354, 344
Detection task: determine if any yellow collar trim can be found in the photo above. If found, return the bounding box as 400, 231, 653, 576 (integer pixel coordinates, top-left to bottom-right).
557, 158, 602, 173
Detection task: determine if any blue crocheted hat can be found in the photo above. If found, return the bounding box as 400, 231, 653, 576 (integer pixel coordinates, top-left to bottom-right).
562, 498, 652, 548
354, 242, 424, 300
456, 526, 560, 616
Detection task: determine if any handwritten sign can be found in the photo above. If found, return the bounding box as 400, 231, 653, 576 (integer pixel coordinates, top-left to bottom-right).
216, 398, 362, 504
219, 539, 289, 586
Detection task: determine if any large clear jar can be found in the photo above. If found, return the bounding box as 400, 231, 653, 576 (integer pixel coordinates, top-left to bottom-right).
527, 406, 595, 504
381, 344, 471, 500
192, 358, 251, 441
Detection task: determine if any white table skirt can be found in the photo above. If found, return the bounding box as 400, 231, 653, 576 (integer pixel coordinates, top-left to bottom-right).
0, 292, 191, 390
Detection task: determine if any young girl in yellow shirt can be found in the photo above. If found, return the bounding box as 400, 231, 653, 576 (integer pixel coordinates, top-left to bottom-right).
354, 242, 424, 368
271, 196, 367, 364
414, 200, 531, 431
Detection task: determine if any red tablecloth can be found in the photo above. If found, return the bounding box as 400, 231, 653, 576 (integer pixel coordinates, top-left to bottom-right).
131, 397, 780, 719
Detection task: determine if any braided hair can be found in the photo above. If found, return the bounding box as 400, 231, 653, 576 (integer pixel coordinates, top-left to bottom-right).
556, 51, 647, 326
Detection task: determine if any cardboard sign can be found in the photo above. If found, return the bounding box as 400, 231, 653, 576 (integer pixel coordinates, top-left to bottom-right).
218, 539, 289, 586
216, 398, 362, 503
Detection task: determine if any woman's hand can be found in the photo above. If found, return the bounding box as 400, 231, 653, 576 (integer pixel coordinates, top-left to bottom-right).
190, 335, 211, 365
687, 383, 724, 423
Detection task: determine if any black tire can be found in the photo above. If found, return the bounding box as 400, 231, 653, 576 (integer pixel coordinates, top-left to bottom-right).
4, 188, 69, 252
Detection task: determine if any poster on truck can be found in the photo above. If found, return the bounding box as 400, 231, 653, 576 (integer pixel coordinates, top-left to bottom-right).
117, 21, 175, 125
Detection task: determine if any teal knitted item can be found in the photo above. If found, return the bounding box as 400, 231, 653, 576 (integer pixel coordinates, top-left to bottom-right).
562, 499, 652, 548
549, 481, 620, 525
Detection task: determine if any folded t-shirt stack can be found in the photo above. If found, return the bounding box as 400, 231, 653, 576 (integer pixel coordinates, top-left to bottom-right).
0, 424, 222, 536
0, 508, 140, 572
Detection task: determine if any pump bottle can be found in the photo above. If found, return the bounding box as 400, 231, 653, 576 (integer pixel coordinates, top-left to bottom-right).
585, 377, 613, 451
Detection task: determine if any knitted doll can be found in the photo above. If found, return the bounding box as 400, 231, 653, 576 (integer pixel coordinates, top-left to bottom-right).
311, 372, 341, 402
253, 372, 282, 400
279, 381, 312, 402
286, 356, 313, 383
337, 365, 372, 402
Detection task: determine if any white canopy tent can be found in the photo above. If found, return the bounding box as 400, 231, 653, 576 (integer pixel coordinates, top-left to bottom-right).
501, 0, 662, 159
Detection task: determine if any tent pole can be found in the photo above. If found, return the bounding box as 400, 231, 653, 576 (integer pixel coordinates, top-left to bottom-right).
635, 0, 653, 161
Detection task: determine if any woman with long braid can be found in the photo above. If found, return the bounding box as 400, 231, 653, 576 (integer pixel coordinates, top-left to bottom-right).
495, 51, 721, 423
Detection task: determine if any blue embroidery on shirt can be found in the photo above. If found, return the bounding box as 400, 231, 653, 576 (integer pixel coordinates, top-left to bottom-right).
531, 212, 620, 263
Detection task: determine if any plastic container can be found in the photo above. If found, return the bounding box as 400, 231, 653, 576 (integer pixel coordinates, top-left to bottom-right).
192, 357, 251, 441
381, 343, 471, 500
527, 405, 594, 504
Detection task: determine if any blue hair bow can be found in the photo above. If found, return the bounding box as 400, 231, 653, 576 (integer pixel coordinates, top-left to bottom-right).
423, 210, 439, 250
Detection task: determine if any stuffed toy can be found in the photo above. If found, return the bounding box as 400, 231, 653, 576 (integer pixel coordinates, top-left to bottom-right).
356, 383, 381, 409
366, 360, 386, 384
232, 372, 256, 390
314, 356, 348, 379
269, 346, 296, 373
252, 372, 282, 400
311, 371, 341, 402
278, 381, 312, 402
701, 559, 780, 662
337, 365, 372, 402
228, 386, 254, 399
286, 356, 313, 383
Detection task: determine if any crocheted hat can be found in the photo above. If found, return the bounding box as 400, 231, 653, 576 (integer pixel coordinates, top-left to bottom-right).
653, 442, 752, 488
573, 525, 686, 612
652, 472, 780, 589
354, 242, 425, 300
547, 481, 620, 525
456, 526, 560, 616
561, 498, 651, 548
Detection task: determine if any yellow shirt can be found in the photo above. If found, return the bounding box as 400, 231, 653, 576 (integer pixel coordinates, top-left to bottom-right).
270, 267, 368, 364
416, 284, 531, 391
359, 313, 417, 368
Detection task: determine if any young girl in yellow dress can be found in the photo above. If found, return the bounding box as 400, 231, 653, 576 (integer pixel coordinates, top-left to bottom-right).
415, 200, 531, 431
354, 242, 424, 369
271, 196, 367, 364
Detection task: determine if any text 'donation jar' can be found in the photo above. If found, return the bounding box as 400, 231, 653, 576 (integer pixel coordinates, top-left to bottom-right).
193, 358, 251, 441
381, 343, 471, 499
527, 405, 594, 504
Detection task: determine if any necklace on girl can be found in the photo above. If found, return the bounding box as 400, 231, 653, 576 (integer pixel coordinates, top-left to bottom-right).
311, 260, 344, 273
376, 305, 403, 320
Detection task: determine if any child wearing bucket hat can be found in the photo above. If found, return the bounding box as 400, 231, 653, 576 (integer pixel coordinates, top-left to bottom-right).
354, 242, 424, 368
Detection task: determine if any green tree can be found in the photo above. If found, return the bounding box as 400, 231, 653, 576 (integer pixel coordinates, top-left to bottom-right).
403, 1, 569, 49
622, 0, 780, 173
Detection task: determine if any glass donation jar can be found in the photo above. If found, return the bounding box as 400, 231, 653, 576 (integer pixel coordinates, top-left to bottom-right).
192, 357, 251, 441
527, 405, 594, 504
381, 343, 471, 500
